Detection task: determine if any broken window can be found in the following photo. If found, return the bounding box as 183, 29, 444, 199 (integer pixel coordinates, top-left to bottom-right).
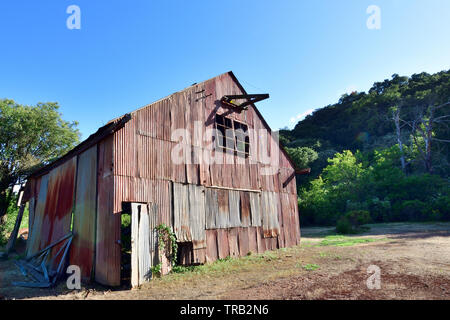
214, 114, 249, 158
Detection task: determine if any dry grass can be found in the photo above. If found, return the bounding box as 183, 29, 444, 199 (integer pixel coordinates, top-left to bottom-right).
1, 222, 449, 300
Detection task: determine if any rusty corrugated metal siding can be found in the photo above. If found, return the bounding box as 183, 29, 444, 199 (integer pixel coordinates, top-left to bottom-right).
111, 72, 300, 270
95, 135, 121, 286
173, 183, 206, 249
70, 145, 97, 281
26, 158, 77, 270
26, 174, 49, 258
23, 71, 301, 287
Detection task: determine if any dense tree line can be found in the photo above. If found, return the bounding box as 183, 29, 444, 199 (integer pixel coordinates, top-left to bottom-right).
281, 70, 450, 226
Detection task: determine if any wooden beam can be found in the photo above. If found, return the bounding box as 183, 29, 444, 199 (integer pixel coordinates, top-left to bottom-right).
207, 185, 261, 193
295, 168, 311, 175
221, 94, 270, 110
4, 204, 26, 256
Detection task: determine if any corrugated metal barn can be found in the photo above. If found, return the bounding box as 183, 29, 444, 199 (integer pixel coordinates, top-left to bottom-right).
22, 71, 301, 287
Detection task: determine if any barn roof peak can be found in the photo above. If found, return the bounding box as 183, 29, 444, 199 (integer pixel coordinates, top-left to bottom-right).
29, 71, 299, 178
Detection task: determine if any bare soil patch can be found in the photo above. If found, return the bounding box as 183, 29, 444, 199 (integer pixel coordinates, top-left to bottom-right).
1, 222, 449, 300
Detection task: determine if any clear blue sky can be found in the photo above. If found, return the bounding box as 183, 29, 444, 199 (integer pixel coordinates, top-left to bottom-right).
1, 1, 449, 139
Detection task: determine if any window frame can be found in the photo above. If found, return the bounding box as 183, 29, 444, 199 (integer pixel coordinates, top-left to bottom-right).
214, 114, 250, 158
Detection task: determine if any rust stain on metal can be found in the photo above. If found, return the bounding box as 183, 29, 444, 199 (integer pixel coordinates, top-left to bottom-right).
216, 229, 230, 259
23, 71, 301, 284
70, 145, 97, 281
239, 191, 251, 227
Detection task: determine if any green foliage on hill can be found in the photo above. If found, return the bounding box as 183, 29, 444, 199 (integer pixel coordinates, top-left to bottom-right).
281, 70, 450, 226
299, 148, 449, 226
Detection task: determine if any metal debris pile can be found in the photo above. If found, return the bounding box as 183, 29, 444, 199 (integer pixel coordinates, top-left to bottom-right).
13, 233, 73, 288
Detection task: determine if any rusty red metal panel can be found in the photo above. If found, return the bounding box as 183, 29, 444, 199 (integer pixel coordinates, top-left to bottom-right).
96, 135, 121, 286
261, 192, 280, 238
217, 189, 229, 228
238, 227, 250, 257
216, 229, 230, 259
113, 176, 173, 229
39, 157, 77, 269
228, 228, 239, 258
193, 248, 206, 264
70, 145, 97, 281
157, 180, 173, 227
26, 158, 76, 268
239, 191, 251, 227
248, 227, 258, 254
206, 229, 218, 263
256, 227, 266, 254
136, 135, 172, 181
114, 118, 136, 178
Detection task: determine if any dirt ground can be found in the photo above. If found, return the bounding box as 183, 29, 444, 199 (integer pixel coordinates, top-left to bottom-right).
1, 222, 449, 300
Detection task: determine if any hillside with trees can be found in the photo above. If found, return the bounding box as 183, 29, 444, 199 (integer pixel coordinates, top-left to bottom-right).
281, 70, 450, 227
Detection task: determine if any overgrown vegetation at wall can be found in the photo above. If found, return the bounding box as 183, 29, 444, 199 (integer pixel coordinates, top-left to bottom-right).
0, 192, 29, 246
282, 70, 450, 226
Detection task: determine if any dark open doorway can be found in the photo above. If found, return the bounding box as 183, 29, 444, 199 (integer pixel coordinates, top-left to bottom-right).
120, 211, 132, 287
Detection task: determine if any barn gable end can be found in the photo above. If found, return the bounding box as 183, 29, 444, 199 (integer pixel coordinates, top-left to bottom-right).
23, 71, 300, 287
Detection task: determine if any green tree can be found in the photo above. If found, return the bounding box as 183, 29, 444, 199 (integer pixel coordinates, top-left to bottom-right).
0, 99, 80, 223
285, 146, 318, 169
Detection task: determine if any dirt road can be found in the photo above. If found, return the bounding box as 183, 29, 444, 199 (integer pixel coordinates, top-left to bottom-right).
1, 222, 449, 300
